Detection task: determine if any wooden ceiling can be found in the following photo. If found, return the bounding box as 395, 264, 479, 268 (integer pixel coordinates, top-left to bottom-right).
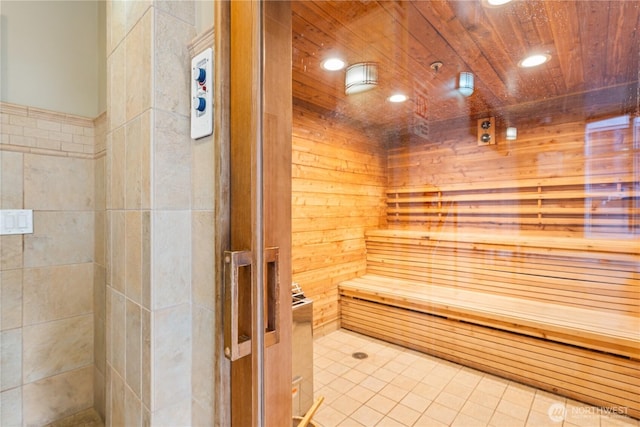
292, 0, 640, 132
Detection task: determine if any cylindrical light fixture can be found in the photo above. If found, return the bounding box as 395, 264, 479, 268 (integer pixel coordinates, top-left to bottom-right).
345, 62, 378, 95
506, 127, 518, 140
458, 72, 474, 96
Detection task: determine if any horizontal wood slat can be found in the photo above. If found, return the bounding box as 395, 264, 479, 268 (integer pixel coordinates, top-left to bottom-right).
340, 275, 639, 357
386, 177, 639, 235
366, 229, 640, 259
339, 225, 639, 416
363, 232, 640, 315
387, 175, 638, 194
341, 298, 640, 419
292, 102, 387, 332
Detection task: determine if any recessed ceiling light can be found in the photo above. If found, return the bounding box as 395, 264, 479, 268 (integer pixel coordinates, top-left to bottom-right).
388, 94, 408, 103
519, 54, 551, 68
321, 58, 345, 71
484, 0, 512, 6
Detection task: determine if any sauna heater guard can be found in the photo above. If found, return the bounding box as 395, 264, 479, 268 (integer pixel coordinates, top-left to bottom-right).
292, 284, 313, 416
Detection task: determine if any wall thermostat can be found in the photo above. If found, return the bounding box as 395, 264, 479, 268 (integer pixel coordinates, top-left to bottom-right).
191, 48, 213, 139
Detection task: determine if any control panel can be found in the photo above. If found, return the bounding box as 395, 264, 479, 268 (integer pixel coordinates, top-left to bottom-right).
477, 117, 496, 146
190, 48, 213, 139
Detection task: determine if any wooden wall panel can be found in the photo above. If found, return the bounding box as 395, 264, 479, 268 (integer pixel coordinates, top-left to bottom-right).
388, 116, 637, 188
292, 102, 387, 332
293, 109, 638, 331
386, 114, 639, 235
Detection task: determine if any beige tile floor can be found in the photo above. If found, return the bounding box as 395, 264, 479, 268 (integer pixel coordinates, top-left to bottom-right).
45, 408, 103, 427
312, 329, 639, 427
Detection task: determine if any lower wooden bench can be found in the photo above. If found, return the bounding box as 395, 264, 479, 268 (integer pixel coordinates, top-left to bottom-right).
340, 274, 640, 419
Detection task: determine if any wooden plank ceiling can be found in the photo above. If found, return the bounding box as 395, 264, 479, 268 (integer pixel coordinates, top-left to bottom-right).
292, 0, 640, 132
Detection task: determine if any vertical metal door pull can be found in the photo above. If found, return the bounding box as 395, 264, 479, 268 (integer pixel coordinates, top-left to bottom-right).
224, 247, 280, 361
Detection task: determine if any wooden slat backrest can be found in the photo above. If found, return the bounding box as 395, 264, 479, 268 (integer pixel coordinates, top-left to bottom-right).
365, 230, 639, 315
386, 176, 639, 235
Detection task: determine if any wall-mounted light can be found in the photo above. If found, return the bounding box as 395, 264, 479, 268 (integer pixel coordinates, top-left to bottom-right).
506, 127, 518, 140
345, 62, 378, 95
458, 72, 474, 96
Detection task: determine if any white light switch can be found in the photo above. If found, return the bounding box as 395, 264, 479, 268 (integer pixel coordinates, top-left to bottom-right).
0, 209, 33, 235
190, 48, 213, 139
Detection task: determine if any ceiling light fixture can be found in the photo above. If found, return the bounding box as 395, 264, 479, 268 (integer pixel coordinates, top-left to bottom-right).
321, 58, 345, 71
506, 127, 518, 140
518, 53, 551, 68
458, 72, 474, 96
484, 0, 513, 6
388, 94, 408, 103
345, 62, 378, 95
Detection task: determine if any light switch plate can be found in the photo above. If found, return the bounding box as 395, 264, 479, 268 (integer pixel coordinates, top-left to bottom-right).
0, 209, 33, 235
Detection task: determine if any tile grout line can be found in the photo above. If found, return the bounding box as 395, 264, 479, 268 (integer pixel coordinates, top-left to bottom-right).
313, 330, 639, 427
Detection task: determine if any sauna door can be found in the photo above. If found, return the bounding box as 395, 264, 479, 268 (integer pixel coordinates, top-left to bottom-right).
227, 0, 292, 425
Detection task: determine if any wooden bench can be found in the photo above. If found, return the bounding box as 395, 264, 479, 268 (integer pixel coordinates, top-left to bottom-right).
339, 230, 640, 418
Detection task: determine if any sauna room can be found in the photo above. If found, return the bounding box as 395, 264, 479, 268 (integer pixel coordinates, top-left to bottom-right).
289, 1, 639, 425
0, 0, 637, 425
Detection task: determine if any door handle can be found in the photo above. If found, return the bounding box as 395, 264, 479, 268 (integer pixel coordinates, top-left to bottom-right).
224, 250, 252, 361
264, 247, 280, 348
224, 247, 280, 361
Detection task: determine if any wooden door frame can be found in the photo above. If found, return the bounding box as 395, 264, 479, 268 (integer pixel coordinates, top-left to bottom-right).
213, 1, 292, 425
230, 0, 268, 424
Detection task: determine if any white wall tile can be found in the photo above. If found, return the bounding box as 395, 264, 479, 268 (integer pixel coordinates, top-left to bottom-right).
151, 397, 191, 427
109, 290, 126, 377
23, 263, 93, 325
153, 111, 192, 210
24, 155, 94, 210
23, 366, 93, 426
153, 303, 191, 411
125, 299, 141, 398
23, 314, 93, 383
23, 211, 94, 268
0, 329, 22, 391
152, 210, 191, 309
0, 386, 22, 427
1, 270, 22, 331
0, 151, 23, 209
154, 9, 196, 116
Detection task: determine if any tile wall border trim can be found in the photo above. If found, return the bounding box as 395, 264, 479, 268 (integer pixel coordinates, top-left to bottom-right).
1, 102, 106, 160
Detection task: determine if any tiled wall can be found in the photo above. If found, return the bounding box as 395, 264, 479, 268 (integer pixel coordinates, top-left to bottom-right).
1, 2, 217, 425
0, 102, 101, 426
105, 1, 217, 425
94, 113, 108, 420
188, 27, 217, 426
